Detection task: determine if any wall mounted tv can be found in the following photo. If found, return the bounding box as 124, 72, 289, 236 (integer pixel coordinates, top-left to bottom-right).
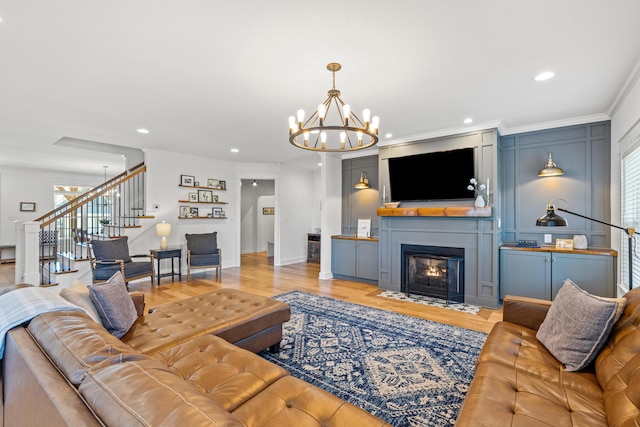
388, 147, 475, 202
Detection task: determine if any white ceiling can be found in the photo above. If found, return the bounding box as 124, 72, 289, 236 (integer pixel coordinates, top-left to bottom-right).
1, 1, 639, 174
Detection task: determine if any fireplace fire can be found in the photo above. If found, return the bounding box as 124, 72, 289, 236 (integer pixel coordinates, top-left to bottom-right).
401, 245, 464, 303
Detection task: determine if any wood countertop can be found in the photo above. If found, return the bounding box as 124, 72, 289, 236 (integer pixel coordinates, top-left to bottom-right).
331, 235, 380, 242
500, 243, 618, 257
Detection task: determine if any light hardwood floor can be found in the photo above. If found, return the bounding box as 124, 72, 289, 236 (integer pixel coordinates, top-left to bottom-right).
0, 252, 502, 333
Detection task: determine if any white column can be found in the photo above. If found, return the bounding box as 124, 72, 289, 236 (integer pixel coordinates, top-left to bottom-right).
318, 153, 342, 280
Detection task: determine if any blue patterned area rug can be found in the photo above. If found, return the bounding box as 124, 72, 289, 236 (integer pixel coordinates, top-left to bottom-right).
260, 291, 487, 427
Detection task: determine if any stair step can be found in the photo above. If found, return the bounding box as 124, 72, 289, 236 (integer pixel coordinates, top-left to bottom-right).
41, 282, 59, 287
59, 252, 90, 261
136, 215, 155, 219
103, 225, 142, 229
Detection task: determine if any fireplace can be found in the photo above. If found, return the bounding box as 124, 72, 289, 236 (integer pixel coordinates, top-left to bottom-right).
401, 244, 464, 303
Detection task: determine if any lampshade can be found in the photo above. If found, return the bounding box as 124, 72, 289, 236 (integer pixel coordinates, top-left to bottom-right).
354, 171, 370, 189
535, 204, 568, 227
155, 221, 171, 250
538, 153, 564, 177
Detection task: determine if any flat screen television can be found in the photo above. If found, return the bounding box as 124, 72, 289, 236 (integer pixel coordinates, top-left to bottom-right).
388, 148, 475, 201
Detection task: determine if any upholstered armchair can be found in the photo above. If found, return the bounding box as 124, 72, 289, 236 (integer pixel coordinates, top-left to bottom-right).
89, 236, 154, 286
185, 232, 221, 281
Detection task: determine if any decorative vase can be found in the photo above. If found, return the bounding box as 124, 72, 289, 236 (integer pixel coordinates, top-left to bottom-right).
474, 195, 486, 208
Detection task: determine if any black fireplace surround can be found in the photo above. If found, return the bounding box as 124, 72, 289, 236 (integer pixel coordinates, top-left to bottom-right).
401, 244, 465, 303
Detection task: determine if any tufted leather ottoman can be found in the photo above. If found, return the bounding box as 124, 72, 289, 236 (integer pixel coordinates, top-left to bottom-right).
122, 288, 290, 355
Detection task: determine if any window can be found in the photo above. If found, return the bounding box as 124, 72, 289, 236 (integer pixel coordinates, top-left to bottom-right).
621, 145, 640, 290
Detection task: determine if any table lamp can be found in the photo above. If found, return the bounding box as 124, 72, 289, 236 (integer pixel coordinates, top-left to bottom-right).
156, 221, 172, 250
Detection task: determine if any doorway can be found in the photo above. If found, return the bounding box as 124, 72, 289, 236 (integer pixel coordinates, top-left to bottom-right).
240, 179, 275, 263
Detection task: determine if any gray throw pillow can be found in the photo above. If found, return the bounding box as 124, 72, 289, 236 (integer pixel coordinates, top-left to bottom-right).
89, 271, 138, 338
536, 279, 627, 371
185, 232, 217, 255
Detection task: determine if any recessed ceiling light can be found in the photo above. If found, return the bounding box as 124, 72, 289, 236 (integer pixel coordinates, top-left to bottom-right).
385, 133, 393, 138
534, 71, 555, 81
317, 162, 322, 166
464, 118, 473, 124
230, 148, 239, 153
136, 128, 150, 134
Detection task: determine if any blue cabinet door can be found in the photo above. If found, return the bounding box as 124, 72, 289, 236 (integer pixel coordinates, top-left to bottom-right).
356, 240, 379, 281
551, 253, 616, 298
332, 239, 356, 277
500, 250, 551, 300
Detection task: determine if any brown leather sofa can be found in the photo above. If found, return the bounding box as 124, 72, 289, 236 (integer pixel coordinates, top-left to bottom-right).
456, 287, 640, 426
1, 287, 390, 427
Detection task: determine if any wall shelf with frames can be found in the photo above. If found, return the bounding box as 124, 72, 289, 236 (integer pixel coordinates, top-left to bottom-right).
178, 175, 229, 219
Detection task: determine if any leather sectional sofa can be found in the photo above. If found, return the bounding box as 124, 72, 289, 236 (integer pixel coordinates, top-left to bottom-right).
456, 287, 640, 426
1, 287, 390, 426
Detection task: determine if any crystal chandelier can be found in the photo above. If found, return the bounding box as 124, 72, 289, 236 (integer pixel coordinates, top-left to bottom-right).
288, 63, 379, 152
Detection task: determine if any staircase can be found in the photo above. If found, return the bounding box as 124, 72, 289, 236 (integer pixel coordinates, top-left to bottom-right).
32, 162, 153, 286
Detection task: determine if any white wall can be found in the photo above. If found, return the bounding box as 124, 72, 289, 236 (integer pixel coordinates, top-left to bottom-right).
144, 149, 239, 268
0, 165, 106, 248
610, 60, 640, 293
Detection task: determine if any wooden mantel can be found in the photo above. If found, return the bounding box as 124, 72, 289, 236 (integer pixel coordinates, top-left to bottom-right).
377, 206, 492, 217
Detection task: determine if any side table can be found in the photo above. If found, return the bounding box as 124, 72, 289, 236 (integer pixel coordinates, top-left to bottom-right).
149, 248, 182, 285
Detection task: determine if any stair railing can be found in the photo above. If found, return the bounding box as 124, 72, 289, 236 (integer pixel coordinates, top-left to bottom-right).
30, 162, 148, 285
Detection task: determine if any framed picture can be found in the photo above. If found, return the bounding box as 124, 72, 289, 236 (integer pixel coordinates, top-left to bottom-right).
556, 238, 574, 250
213, 194, 219, 203
212, 207, 222, 218
198, 189, 213, 203
179, 205, 190, 218
191, 207, 199, 217
194, 181, 200, 187
219, 210, 226, 218
219, 180, 226, 190
180, 175, 195, 186
263, 207, 275, 215
207, 178, 219, 188
188, 192, 198, 202
357, 218, 371, 238
20, 202, 36, 212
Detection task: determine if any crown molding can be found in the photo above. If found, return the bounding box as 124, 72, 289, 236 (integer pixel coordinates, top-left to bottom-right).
608, 57, 640, 118
500, 114, 611, 136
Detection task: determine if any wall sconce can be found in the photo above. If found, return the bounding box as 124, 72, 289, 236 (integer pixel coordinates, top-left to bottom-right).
354, 171, 370, 189
538, 152, 564, 177
155, 221, 172, 250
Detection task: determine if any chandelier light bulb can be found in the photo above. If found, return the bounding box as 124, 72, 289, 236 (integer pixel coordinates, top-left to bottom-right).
318, 104, 326, 127
303, 131, 310, 146
340, 131, 346, 149
288, 116, 296, 132
357, 131, 363, 146
321, 131, 327, 149
371, 116, 380, 133
297, 109, 305, 124
343, 104, 351, 126
362, 108, 371, 123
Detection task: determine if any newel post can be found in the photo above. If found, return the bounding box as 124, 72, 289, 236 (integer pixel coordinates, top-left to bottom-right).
15, 221, 40, 285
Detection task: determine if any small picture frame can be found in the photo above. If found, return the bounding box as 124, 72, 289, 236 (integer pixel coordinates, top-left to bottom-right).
198, 189, 213, 203
191, 207, 199, 217
219, 180, 226, 190
20, 202, 36, 212
180, 175, 195, 186
207, 178, 219, 188
263, 207, 275, 215
556, 238, 574, 250
194, 181, 200, 187
213, 194, 219, 203
220, 209, 226, 218
179, 205, 190, 218
188, 192, 198, 202
212, 207, 222, 218
357, 218, 372, 238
